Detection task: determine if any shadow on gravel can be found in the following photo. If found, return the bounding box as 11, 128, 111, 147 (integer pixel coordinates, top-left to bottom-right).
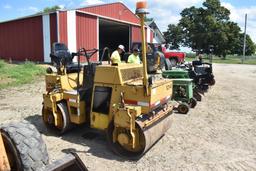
24, 115, 127, 162
24, 114, 50, 134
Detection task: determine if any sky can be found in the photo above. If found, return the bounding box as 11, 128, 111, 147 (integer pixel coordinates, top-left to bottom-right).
1, 0, 256, 48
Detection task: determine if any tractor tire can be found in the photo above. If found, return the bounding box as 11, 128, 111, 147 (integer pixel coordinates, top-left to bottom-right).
177, 103, 190, 114
190, 97, 197, 108
209, 78, 216, 86
164, 58, 172, 70
193, 91, 202, 101
169, 58, 177, 67
0, 120, 49, 171
42, 102, 73, 134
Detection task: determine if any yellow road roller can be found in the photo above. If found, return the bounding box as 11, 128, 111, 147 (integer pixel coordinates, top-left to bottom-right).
42, 1, 174, 159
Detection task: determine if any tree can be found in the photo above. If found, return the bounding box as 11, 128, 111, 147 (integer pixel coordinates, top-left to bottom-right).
244, 35, 256, 55
144, 16, 153, 22
163, 24, 183, 50
37, 5, 61, 14
232, 34, 256, 56
164, 0, 255, 57
178, 0, 240, 57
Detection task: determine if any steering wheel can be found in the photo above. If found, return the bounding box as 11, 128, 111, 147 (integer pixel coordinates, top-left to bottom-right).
77, 48, 98, 64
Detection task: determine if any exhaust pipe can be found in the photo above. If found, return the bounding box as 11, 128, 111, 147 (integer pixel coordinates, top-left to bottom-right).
136, 1, 149, 96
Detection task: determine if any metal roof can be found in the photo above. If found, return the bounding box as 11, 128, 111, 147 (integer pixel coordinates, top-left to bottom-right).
0, 2, 136, 24
146, 20, 165, 43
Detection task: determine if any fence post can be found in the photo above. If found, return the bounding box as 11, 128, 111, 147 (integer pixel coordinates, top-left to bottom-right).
242, 14, 247, 64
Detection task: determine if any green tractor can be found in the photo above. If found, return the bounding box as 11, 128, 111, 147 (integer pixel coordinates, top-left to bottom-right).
172, 79, 197, 114
162, 69, 198, 114
162, 69, 189, 79
162, 68, 203, 100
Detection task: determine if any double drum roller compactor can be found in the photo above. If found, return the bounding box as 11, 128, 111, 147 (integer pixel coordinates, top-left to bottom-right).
42, 1, 174, 159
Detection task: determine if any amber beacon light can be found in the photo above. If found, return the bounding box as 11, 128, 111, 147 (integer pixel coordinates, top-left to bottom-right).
136, 0, 149, 14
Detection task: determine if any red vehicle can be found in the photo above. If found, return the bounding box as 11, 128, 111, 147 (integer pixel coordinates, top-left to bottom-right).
161, 46, 186, 66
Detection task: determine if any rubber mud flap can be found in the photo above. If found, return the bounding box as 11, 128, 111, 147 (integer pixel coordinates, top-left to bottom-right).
41, 153, 88, 171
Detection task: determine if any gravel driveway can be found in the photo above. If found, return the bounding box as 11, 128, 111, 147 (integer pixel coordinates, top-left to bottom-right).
0, 64, 256, 171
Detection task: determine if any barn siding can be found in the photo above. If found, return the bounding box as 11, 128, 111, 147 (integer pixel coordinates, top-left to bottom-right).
79, 2, 140, 25
0, 16, 44, 61
0, 2, 155, 62
131, 26, 141, 43
76, 13, 98, 61
50, 13, 58, 46
131, 26, 149, 43
150, 30, 153, 43
58, 11, 68, 46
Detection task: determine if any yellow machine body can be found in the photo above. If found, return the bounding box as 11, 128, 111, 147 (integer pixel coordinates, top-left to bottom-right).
90, 64, 173, 130
42, 63, 174, 158
42, 0, 174, 158
0, 133, 11, 171
45, 72, 83, 92
43, 63, 172, 126
43, 72, 85, 127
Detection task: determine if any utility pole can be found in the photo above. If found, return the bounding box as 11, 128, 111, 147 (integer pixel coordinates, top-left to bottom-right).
242, 14, 247, 64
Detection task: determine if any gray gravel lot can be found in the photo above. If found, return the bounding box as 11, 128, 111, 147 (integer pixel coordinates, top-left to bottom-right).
0, 64, 256, 171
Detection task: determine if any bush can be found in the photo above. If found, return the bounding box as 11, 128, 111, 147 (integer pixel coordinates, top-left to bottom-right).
186, 53, 197, 58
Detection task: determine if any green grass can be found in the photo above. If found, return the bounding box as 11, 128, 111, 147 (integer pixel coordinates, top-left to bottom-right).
185, 55, 256, 65
0, 60, 45, 89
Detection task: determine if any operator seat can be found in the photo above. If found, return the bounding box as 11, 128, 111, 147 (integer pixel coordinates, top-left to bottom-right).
50, 42, 81, 73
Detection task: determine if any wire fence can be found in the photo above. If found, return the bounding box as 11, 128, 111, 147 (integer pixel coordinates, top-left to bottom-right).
185, 53, 256, 64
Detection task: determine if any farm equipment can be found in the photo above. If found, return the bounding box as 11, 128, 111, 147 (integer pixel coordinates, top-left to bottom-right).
164, 59, 216, 102
42, 1, 174, 160
0, 121, 87, 171
172, 79, 196, 114
177, 61, 215, 99
162, 69, 197, 114
161, 46, 186, 67
177, 61, 215, 88
190, 61, 215, 87
162, 69, 189, 79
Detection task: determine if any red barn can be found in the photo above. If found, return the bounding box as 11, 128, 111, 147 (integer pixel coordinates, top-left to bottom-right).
0, 2, 153, 62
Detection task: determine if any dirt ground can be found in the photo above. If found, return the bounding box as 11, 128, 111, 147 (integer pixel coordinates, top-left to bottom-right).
0, 64, 256, 171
